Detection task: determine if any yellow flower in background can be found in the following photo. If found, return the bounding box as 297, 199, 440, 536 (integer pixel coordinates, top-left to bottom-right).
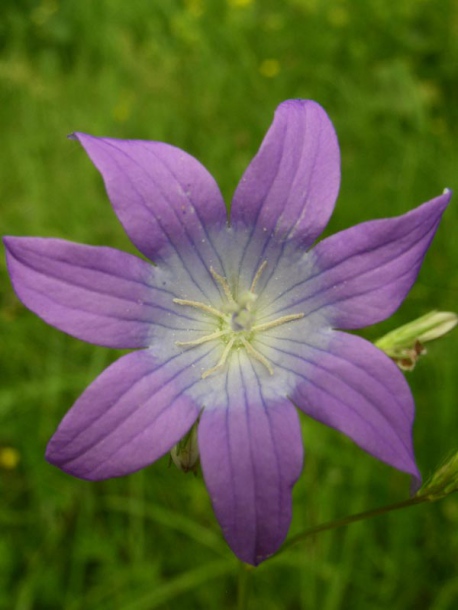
227, 0, 253, 8
185, 0, 204, 17
328, 6, 349, 27
259, 59, 280, 78
0, 447, 20, 470
31, 0, 59, 26
112, 91, 135, 124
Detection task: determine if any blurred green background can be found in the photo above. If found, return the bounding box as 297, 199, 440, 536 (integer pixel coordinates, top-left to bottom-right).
1, 0, 457, 608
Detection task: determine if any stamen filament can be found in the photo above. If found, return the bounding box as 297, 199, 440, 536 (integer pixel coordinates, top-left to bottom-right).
252, 313, 305, 333
210, 267, 237, 306
173, 298, 225, 319
201, 337, 236, 379
240, 337, 274, 375
176, 329, 229, 347
250, 260, 267, 294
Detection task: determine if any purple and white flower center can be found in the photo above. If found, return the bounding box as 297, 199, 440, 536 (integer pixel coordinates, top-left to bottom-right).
173, 261, 305, 379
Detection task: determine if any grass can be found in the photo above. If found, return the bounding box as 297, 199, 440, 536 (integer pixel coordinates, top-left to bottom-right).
1, 0, 458, 608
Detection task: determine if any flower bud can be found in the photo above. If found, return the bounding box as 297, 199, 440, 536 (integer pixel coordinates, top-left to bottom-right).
375, 311, 458, 370
170, 424, 199, 474
416, 451, 458, 501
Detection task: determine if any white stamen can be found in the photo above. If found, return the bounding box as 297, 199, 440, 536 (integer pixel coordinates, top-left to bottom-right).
250, 260, 267, 294
210, 267, 237, 306
173, 298, 225, 319
201, 337, 235, 379
175, 329, 229, 347
252, 313, 305, 333
240, 337, 274, 375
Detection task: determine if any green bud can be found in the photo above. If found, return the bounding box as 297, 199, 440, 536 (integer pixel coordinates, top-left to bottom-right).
416, 451, 458, 501
170, 423, 199, 474
375, 311, 458, 370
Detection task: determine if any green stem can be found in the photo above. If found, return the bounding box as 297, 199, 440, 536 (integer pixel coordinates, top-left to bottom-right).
237, 562, 253, 610
282, 494, 428, 552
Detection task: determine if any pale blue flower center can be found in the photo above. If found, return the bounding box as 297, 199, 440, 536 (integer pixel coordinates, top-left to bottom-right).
173, 261, 305, 379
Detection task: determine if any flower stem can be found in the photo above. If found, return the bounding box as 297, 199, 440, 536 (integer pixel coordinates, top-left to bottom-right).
237, 563, 253, 610
281, 494, 428, 552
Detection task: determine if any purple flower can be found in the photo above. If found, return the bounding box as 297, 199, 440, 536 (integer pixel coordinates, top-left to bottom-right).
4, 100, 450, 565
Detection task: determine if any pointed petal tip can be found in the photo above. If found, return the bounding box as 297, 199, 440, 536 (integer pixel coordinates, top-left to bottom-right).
71, 131, 227, 260
45, 438, 129, 482
397, 453, 421, 488
231, 98, 340, 246
4, 235, 23, 281
275, 98, 326, 112
291, 332, 420, 479
69, 131, 97, 146
199, 396, 303, 566
309, 186, 452, 330
44, 351, 201, 482
3, 236, 158, 349
3, 235, 13, 251
3, 234, 20, 248
426, 187, 452, 215
45, 443, 96, 481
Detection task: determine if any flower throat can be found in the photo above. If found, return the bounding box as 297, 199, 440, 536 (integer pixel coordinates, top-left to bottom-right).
173, 261, 304, 379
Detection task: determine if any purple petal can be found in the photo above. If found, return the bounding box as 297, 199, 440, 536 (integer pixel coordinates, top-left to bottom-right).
308, 191, 451, 328
230, 100, 340, 246
198, 354, 303, 566
3, 237, 163, 349
284, 331, 420, 483
72, 133, 227, 262
46, 350, 200, 480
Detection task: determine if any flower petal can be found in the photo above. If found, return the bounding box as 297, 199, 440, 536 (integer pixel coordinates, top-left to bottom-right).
230, 100, 340, 246
198, 353, 303, 566
46, 350, 201, 480
277, 331, 421, 482
3, 236, 165, 348
306, 191, 451, 328
72, 133, 227, 262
